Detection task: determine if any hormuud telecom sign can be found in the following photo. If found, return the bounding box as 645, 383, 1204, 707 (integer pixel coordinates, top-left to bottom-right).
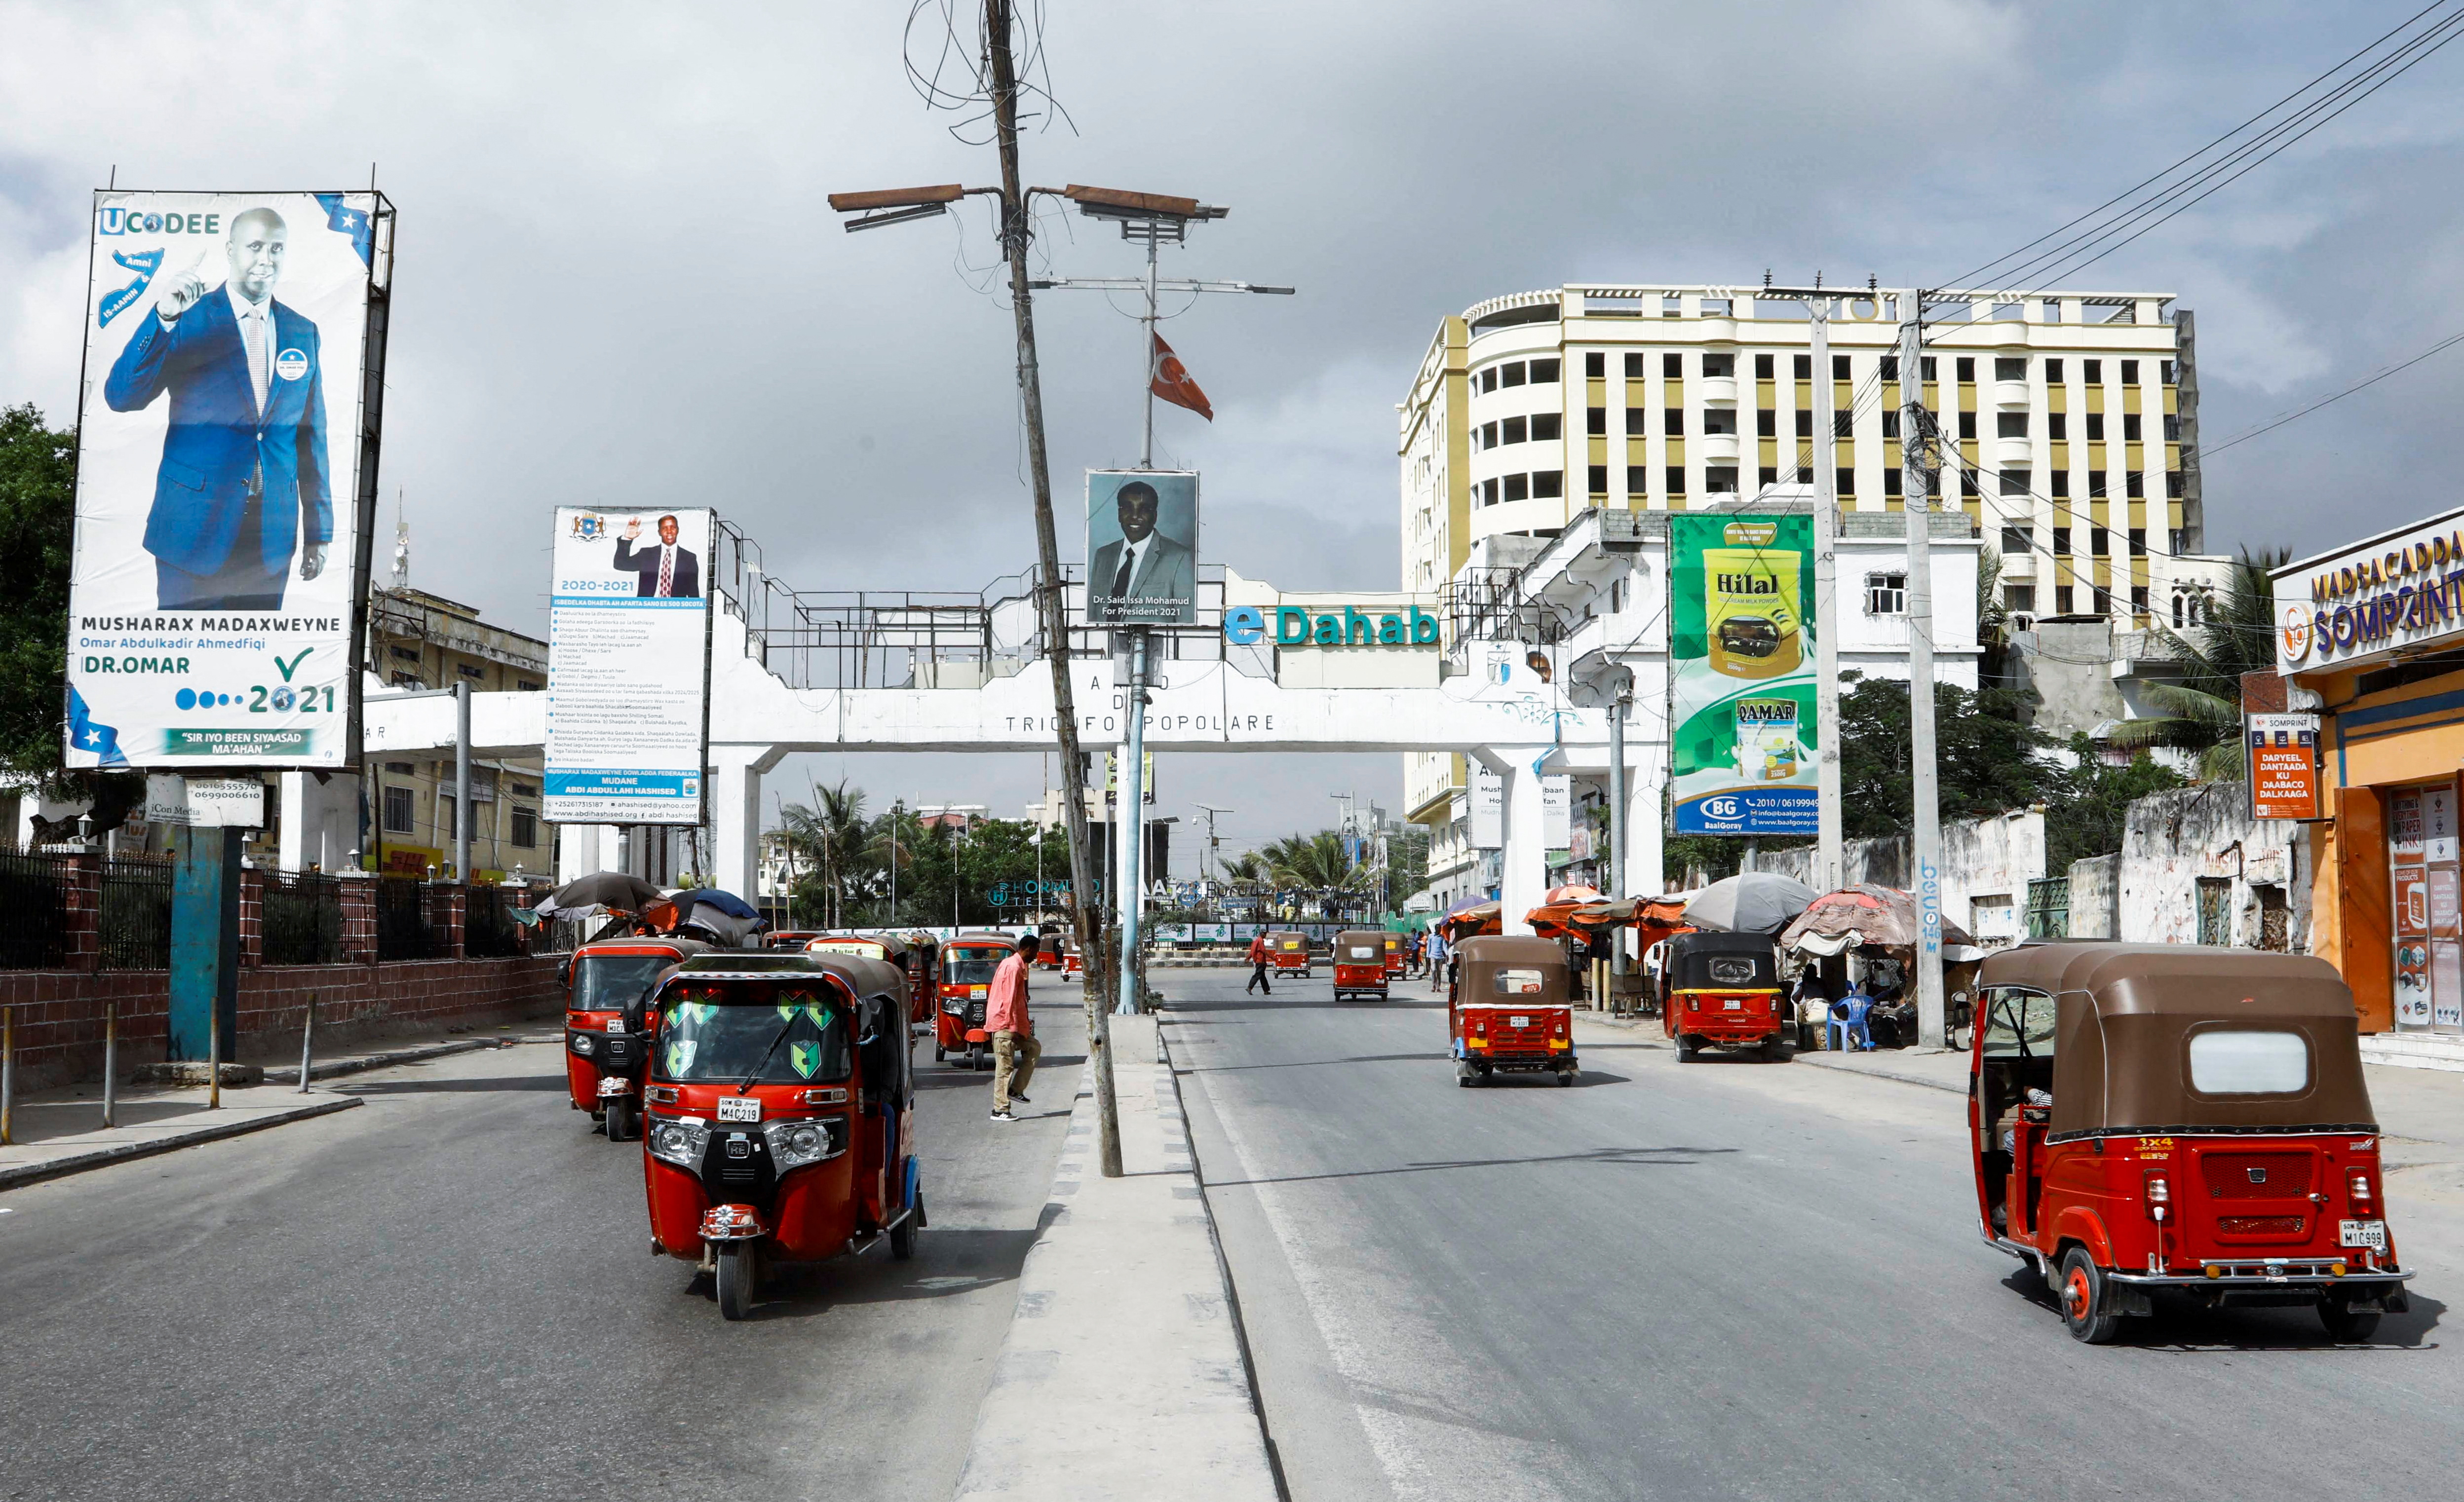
2273, 505, 2464, 674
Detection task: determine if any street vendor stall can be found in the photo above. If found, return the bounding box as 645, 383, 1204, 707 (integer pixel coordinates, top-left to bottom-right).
1777, 885, 1983, 1048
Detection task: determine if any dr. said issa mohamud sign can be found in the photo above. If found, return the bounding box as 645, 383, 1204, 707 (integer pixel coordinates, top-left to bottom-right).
544, 506, 714, 825
1668, 513, 1818, 836
65, 190, 392, 769
1086, 470, 1197, 627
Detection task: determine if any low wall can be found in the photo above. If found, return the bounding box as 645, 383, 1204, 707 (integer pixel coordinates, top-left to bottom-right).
2068, 854, 2120, 939
2110, 782, 2310, 954
1759, 808, 2046, 942
2, 956, 564, 1091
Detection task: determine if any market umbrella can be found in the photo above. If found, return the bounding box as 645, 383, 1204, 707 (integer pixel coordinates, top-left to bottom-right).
665, 887, 768, 946
1524, 883, 1610, 939
1437, 900, 1501, 940
1777, 884, 1974, 954
1565, 895, 1692, 939
539, 871, 664, 918
1683, 872, 1820, 935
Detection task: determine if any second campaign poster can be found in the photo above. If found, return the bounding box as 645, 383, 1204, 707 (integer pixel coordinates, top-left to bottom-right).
64, 189, 390, 769
544, 506, 714, 824
1086, 470, 1198, 626
1668, 513, 1818, 836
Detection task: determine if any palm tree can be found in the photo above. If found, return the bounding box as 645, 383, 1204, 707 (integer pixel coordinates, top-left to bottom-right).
1261, 831, 1372, 892
2105, 548, 2287, 780
776, 780, 869, 928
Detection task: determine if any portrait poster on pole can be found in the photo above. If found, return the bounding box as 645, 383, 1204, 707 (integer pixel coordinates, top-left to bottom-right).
544, 506, 713, 825
1086, 469, 1197, 626
1668, 513, 1819, 836
65, 189, 391, 769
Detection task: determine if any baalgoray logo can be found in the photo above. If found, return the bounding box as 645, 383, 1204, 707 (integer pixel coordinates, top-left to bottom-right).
98, 207, 227, 236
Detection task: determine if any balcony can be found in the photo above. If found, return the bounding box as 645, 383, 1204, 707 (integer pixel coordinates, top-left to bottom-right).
1993, 380, 2030, 408
1993, 437, 2033, 466
1700, 434, 1741, 463
1698, 376, 1738, 405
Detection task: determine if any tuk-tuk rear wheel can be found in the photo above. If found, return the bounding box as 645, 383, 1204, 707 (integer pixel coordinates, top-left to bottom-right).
2058, 1247, 2121, 1345
891, 1200, 920, 1261
716, 1244, 757, 1321
934, 1044, 945, 1062
2318, 1296, 2380, 1343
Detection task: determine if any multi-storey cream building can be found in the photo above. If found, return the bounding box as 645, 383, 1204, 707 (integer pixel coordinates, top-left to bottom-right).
1399, 282, 2218, 890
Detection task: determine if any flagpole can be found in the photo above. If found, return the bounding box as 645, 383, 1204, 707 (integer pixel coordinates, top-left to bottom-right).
1141, 227, 1159, 470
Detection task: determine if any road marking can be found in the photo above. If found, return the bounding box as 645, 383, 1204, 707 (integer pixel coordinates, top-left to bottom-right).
1188, 1034, 1576, 1502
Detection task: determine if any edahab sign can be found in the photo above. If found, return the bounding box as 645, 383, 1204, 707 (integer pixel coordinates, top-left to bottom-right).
1224, 605, 1440, 647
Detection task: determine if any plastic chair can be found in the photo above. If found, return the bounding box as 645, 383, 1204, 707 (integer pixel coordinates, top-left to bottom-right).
1827, 993, 1874, 1052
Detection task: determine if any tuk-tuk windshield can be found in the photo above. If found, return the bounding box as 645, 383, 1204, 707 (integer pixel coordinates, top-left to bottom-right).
653, 983, 853, 1084
572, 954, 673, 1012
1983, 991, 2058, 1060
944, 948, 1007, 985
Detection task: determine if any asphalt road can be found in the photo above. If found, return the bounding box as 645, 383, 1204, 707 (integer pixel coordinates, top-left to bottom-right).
1168, 967, 2464, 1502
0, 994, 1081, 1502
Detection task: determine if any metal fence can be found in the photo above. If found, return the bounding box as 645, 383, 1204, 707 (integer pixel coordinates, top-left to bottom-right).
261, 872, 344, 966
0, 844, 70, 969
375, 877, 437, 961
2024, 877, 2070, 940
463, 887, 526, 958
99, 855, 174, 969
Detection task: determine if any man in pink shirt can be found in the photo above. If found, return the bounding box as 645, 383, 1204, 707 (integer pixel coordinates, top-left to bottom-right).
987, 934, 1041, 1122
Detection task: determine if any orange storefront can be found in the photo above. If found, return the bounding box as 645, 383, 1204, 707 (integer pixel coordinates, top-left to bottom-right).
2279, 506, 2464, 1036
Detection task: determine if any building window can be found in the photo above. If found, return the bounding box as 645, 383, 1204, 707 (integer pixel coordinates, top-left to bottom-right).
2046, 359, 2064, 383
1502, 416, 1527, 445
1588, 464, 1609, 495
517, 679, 541, 692
1882, 410, 1901, 439
1662, 353, 1682, 377
1796, 464, 1814, 484
2093, 586, 2114, 615
382, 786, 415, 835
1884, 467, 1902, 497
1702, 409, 1737, 436
1702, 353, 1735, 378
1758, 466, 1778, 487
1880, 356, 1899, 382
1626, 406, 1648, 433
1529, 358, 1560, 383
2087, 469, 2107, 498
385, 761, 414, 775
2053, 526, 2073, 555
1793, 354, 1811, 379
1533, 470, 1563, 497
438, 794, 458, 846
1502, 474, 1530, 502
1836, 468, 1855, 497
1957, 411, 1977, 440
1956, 357, 1975, 383
2125, 470, 2145, 498
1921, 356, 1936, 381
1794, 408, 1812, 437
1584, 352, 1605, 377
1531, 412, 1562, 441
1833, 355, 1851, 380
456, 664, 484, 680
389, 646, 420, 663
2121, 413, 2142, 441
2002, 524, 2034, 553
1704, 467, 1738, 494
2055, 585, 2075, 614
2131, 585, 2150, 614
1586, 407, 1606, 435
2160, 360, 2177, 384
2120, 359, 2139, 385
2005, 585, 2037, 614
2092, 529, 2110, 558
1832, 411, 1852, 439
1481, 479, 1500, 506
2128, 528, 2147, 557
1960, 470, 1980, 498
2000, 469, 2031, 497
1995, 357, 2026, 381
1665, 467, 1686, 496
1756, 409, 1775, 437
1865, 571, 1907, 616
2083, 359, 2103, 383
1996, 412, 2028, 439
1624, 353, 1645, 377
2046, 412, 2067, 441
1664, 409, 1685, 437
512, 807, 539, 849
2050, 470, 2070, 497
2165, 469, 2184, 499
1481, 368, 1498, 394
1754, 354, 1774, 379
390, 671, 422, 687
2163, 413, 2181, 442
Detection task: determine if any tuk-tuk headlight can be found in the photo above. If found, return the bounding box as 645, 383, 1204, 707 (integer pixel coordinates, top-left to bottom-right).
572, 1034, 596, 1055
648, 1117, 708, 1168
763, 1116, 847, 1169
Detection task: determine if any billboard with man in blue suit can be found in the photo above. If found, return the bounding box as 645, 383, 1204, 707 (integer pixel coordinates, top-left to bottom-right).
67, 190, 390, 771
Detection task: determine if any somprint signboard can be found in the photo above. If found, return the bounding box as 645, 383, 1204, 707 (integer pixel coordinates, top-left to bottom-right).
2273, 506, 2464, 675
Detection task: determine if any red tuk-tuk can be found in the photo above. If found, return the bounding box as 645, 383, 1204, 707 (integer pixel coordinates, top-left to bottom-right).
805, 932, 902, 964
1333, 930, 1388, 1002
564, 937, 708, 1142
1448, 935, 1577, 1086
641, 952, 923, 1320
1268, 931, 1311, 977
1659, 930, 1787, 1061
1382, 932, 1406, 978
1032, 929, 1064, 970
1970, 942, 2412, 1344
935, 931, 1018, 1068
1060, 935, 1082, 980
765, 931, 823, 949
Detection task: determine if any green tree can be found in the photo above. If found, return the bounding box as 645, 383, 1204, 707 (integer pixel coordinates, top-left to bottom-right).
2043, 735, 2186, 872
1836, 674, 2057, 840
1260, 830, 1371, 891
2104, 548, 2286, 780
777, 780, 870, 927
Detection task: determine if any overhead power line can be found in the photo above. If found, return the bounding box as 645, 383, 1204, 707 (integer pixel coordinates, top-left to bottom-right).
2206, 327, 2464, 456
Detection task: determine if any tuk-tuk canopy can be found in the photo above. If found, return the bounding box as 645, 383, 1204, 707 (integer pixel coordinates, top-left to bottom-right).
1334, 930, 1386, 963
1976, 942, 2376, 1138
1455, 936, 1569, 1005
1663, 930, 1780, 991
1268, 931, 1308, 951
665, 949, 909, 1003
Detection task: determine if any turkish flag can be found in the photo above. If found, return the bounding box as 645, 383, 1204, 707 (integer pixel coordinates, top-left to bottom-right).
1151, 334, 1213, 421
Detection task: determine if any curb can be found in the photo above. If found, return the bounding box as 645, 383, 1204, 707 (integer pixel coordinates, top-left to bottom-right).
259, 1036, 510, 1086
1793, 1050, 1965, 1095
0, 1096, 364, 1192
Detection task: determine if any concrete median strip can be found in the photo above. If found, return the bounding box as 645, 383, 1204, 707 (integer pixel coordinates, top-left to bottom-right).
0, 1093, 363, 1192
955, 1011, 1279, 1502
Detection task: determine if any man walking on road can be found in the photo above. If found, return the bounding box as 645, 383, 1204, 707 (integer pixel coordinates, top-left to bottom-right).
987, 934, 1041, 1121
1246, 931, 1273, 995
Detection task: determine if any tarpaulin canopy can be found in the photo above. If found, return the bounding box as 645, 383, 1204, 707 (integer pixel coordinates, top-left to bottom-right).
1778, 884, 1973, 955
1436, 901, 1501, 940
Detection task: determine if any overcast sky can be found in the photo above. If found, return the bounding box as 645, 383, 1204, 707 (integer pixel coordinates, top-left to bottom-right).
4, 1, 2460, 871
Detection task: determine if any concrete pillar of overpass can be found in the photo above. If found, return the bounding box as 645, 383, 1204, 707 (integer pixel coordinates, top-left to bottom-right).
708, 748, 774, 906
557, 824, 617, 883
1623, 749, 1665, 899
1494, 752, 1549, 937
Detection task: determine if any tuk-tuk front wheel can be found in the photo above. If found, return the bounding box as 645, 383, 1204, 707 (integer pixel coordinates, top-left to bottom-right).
2057, 1247, 2121, 1345
605, 1097, 636, 1143
2318, 1295, 2380, 1343
891, 1200, 921, 1262
716, 1243, 757, 1322
934, 1044, 946, 1062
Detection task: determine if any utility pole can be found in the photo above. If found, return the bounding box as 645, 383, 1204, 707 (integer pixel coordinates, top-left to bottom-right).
1810, 290, 1843, 895
1194, 803, 1230, 892
1899, 298, 1947, 1048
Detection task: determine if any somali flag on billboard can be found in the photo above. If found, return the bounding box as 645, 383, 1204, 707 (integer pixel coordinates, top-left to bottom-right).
315, 194, 375, 266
